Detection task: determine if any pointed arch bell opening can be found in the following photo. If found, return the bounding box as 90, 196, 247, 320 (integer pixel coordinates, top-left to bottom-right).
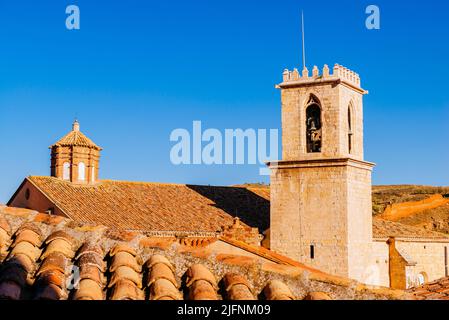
305, 95, 322, 153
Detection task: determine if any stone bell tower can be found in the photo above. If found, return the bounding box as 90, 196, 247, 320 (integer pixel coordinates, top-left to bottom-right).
268, 64, 375, 282
50, 120, 102, 184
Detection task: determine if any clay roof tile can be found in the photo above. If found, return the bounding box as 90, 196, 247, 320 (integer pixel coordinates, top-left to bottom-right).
109, 279, 144, 300
0, 216, 11, 236
78, 252, 106, 273
146, 263, 178, 288
188, 279, 218, 300
75, 242, 104, 259
17, 223, 42, 239
0, 281, 22, 300
263, 280, 295, 300
149, 278, 182, 300
36, 252, 67, 276
73, 279, 104, 300
34, 283, 67, 300
146, 254, 175, 272
108, 266, 142, 289
304, 292, 332, 300
223, 273, 252, 292
110, 251, 141, 273
109, 244, 137, 258
79, 265, 105, 286
10, 241, 41, 262
13, 229, 42, 248
51, 129, 101, 150
45, 231, 76, 248
185, 264, 217, 289
40, 239, 75, 260
226, 284, 256, 300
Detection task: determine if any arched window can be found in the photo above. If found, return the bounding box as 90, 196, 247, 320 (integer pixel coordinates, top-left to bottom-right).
306, 96, 322, 153
348, 105, 354, 154
416, 272, 428, 286
63, 162, 70, 180
78, 162, 86, 181
91, 166, 95, 183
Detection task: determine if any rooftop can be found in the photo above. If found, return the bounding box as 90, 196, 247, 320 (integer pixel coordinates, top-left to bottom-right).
19, 176, 270, 234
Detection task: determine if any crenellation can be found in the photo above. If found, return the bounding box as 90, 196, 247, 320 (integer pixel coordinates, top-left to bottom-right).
302, 66, 309, 78
280, 63, 362, 88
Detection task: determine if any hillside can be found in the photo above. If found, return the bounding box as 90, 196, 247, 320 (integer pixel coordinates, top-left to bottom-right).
372, 185, 449, 215
238, 184, 449, 235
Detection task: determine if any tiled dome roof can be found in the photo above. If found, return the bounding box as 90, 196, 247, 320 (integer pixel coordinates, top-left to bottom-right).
50, 121, 102, 150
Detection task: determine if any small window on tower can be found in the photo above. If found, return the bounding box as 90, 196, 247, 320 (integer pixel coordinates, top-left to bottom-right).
25, 188, 30, 200
63, 162, 70, 180
310, 245, 315, 259
91, 166, 95, 183
348, 105, 354, 154
78, 162, 86, 181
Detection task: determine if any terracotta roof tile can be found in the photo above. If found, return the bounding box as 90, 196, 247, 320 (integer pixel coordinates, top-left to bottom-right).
109, 279, 144, 300
188, 279, 218, 300
74, 279, 104, 300
40, 239, 75, 260
0, 216, 11, 236
26, 176, 269, 234
223, 273, 255, 300
0, 281, 22, 300
186, 264, 218, 289
110, 251, 141, 273
149, 278, 182, 300
13, 229, 42, 248
75, 242, 104, 260
78, 252, 106, 273
263, 280, 295, 300
79, 265, 105, 286
408, 277, 449, 300
51, 130, 101, 150
304, 292, 332, 300
146, 263, 178, 288
10, 242, 41, 262
109, 266, 142, 289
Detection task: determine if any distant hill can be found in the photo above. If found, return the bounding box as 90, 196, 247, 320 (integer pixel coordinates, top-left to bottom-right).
372, 185, 449, 215
237, 183, 449, 235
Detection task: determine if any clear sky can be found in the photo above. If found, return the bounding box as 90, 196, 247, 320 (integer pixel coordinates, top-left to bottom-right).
0, 0, 448, 202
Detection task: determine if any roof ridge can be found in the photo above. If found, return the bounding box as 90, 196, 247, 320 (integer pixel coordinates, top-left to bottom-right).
50, 128, 101, 150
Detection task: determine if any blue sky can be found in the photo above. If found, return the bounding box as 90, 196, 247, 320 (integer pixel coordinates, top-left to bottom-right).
0, 0, 448, 202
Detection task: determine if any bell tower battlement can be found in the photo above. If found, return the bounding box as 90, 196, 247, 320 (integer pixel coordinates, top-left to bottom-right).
281, 64, 361, 88
275, 64, 368, 162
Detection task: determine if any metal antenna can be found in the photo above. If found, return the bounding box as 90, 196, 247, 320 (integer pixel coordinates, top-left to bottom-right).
301, 10, 306, 69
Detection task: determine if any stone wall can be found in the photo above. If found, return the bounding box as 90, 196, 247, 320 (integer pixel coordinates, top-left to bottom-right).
270, 159, 373, 283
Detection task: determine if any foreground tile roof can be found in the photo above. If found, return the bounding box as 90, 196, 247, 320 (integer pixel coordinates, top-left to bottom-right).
24, 176, 270, 233
408, 277, 449, 300
372, 218, 449, 240
0, 206, 411, 300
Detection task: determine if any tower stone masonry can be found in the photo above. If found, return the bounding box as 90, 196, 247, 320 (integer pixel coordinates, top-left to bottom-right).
268, 64, 375, 283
